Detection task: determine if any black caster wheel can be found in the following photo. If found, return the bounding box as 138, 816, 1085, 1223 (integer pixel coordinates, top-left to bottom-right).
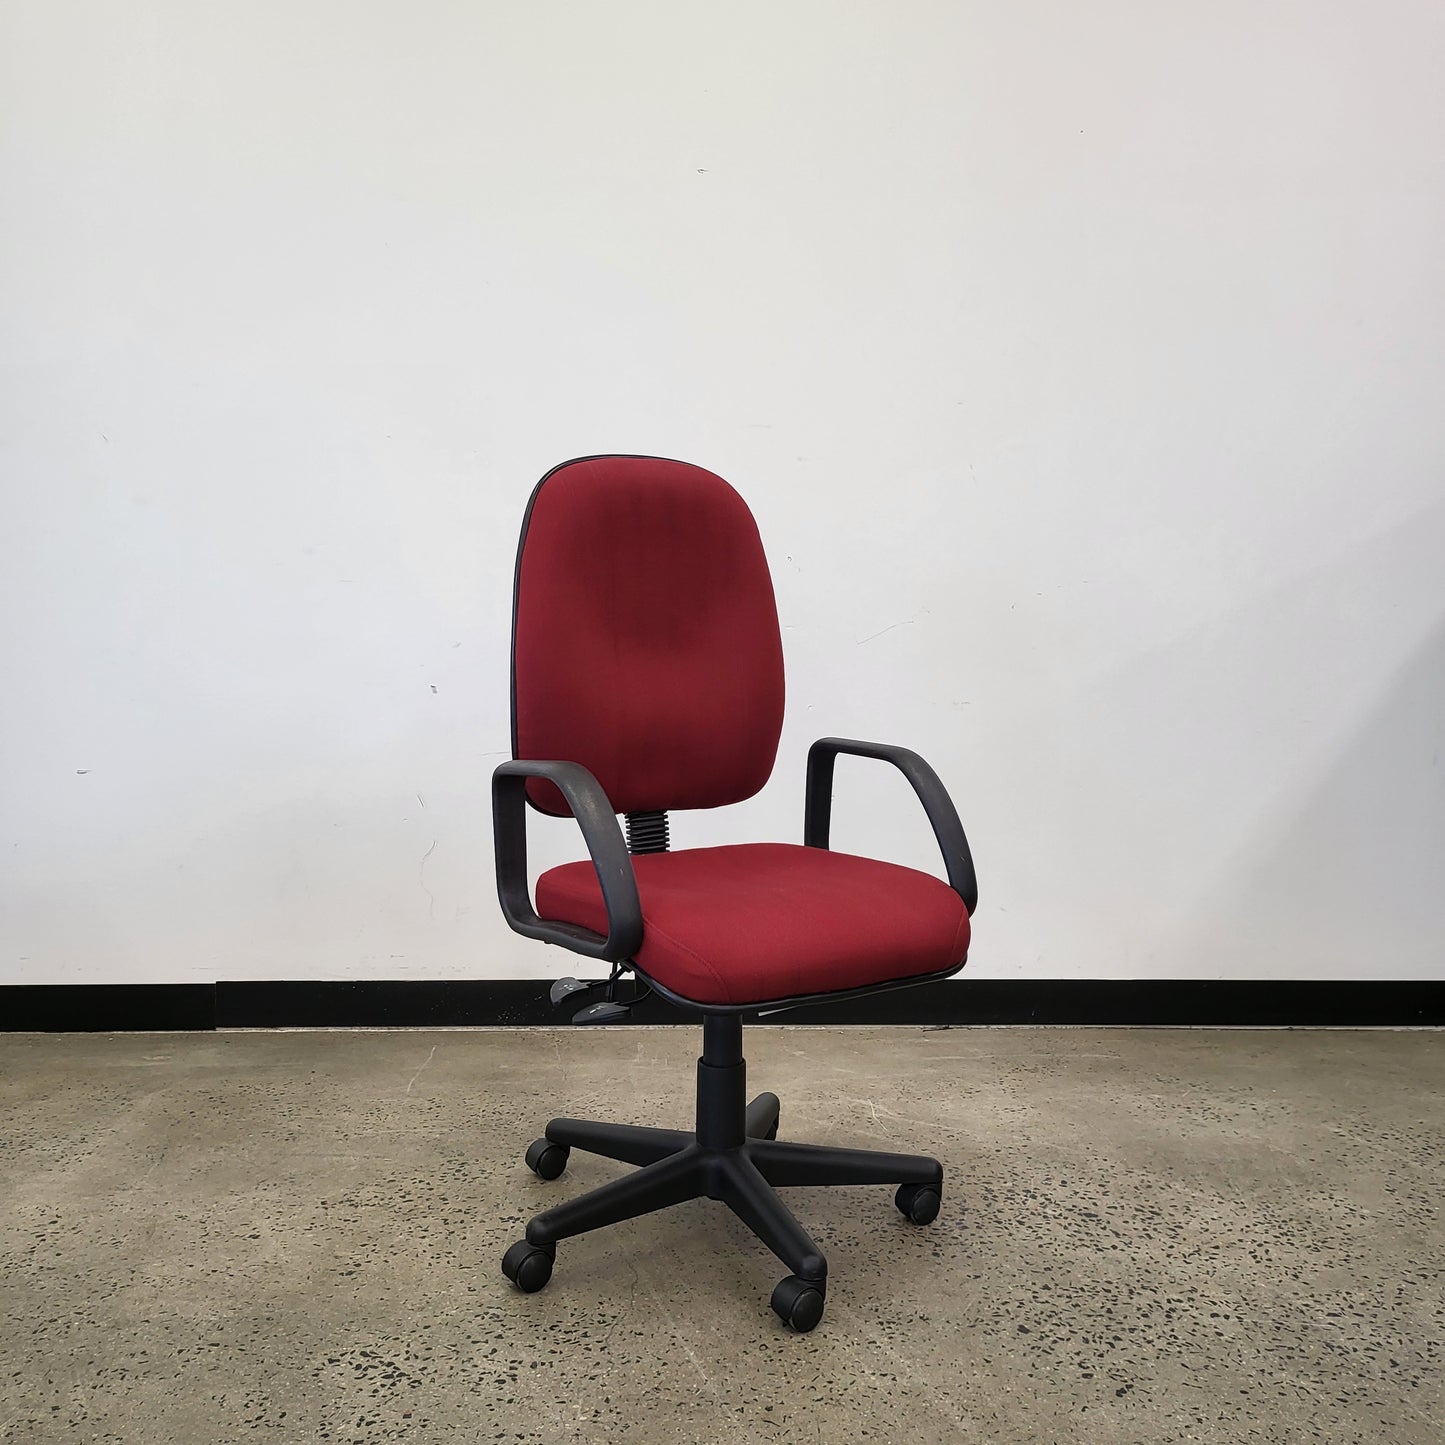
524, 1138, 570, 1180
895, 1182, 942, 1225
501, 1239, 555, 1293
748, 1094, 780, 1141
770, 1275, 825, 1333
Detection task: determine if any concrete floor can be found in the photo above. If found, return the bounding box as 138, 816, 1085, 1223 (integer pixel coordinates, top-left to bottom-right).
0, 1027, 1441, 1444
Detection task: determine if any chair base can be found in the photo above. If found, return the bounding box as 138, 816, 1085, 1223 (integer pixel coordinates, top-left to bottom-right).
502, 1015, 945, 1332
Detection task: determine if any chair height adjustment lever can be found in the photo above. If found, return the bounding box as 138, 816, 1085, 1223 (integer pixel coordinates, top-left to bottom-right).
550, 973, 640, 1023
571, 1000, 634, 1025
549, 976, 595, 1009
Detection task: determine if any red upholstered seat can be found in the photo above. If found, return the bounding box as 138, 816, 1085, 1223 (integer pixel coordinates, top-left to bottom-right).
536, 843, 970, 1007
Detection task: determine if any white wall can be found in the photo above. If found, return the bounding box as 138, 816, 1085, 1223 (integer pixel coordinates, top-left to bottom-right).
3, 2, 1442, 987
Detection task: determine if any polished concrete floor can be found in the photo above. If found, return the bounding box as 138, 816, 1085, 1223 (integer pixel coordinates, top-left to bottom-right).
0, 1026, 1441, 1444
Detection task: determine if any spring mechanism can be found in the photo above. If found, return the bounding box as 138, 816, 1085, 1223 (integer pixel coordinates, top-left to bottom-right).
625, 810, 670, 854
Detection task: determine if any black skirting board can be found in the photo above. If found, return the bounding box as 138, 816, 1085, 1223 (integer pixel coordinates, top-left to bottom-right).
2, 979, 1440, 1031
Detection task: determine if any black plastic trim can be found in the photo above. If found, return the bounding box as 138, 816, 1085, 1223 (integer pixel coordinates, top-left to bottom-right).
2, 980, 1439, 1031
631, 959, 967, 1018
493, 759, 642, 962
806, 736, 979, 913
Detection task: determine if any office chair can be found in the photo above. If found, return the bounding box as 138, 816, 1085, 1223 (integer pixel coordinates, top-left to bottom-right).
495, 455, 977, 1331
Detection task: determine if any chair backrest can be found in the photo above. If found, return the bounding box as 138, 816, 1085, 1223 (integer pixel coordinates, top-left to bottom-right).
511, 455, 785, 816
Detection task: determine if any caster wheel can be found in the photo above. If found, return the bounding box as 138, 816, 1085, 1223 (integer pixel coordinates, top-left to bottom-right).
895, 1182, 942, 1225
501, 1239, 555, 1293
749, 1094, 780, 1141
524, 1138, 570, 1180
770, 1275, 825, 1333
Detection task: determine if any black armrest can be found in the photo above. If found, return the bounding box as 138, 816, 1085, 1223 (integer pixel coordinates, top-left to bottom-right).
804, 737, 978, 915
492, 760, 643, 962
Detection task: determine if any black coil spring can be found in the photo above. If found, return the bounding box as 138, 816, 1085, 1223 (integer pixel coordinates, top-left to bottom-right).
625, 810, 670, 854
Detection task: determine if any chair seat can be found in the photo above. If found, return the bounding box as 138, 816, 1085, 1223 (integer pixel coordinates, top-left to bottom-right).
535, 843, 971, 1007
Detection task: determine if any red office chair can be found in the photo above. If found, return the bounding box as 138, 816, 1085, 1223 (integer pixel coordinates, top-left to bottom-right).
495, 455, 977, 1331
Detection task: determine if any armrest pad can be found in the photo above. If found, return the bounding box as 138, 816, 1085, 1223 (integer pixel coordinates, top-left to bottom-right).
492, 759, 642, 961
805, 737, 978, 914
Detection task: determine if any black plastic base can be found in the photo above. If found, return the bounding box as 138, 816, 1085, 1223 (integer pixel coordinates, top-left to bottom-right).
505, 1016, 944, 1330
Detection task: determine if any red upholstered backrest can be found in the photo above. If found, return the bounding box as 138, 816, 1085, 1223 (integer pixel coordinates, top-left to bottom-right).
512, 455, 785, 816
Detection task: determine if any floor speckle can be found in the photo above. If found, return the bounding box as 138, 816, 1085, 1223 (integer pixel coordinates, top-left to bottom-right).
1, 1026, 1440, 1443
